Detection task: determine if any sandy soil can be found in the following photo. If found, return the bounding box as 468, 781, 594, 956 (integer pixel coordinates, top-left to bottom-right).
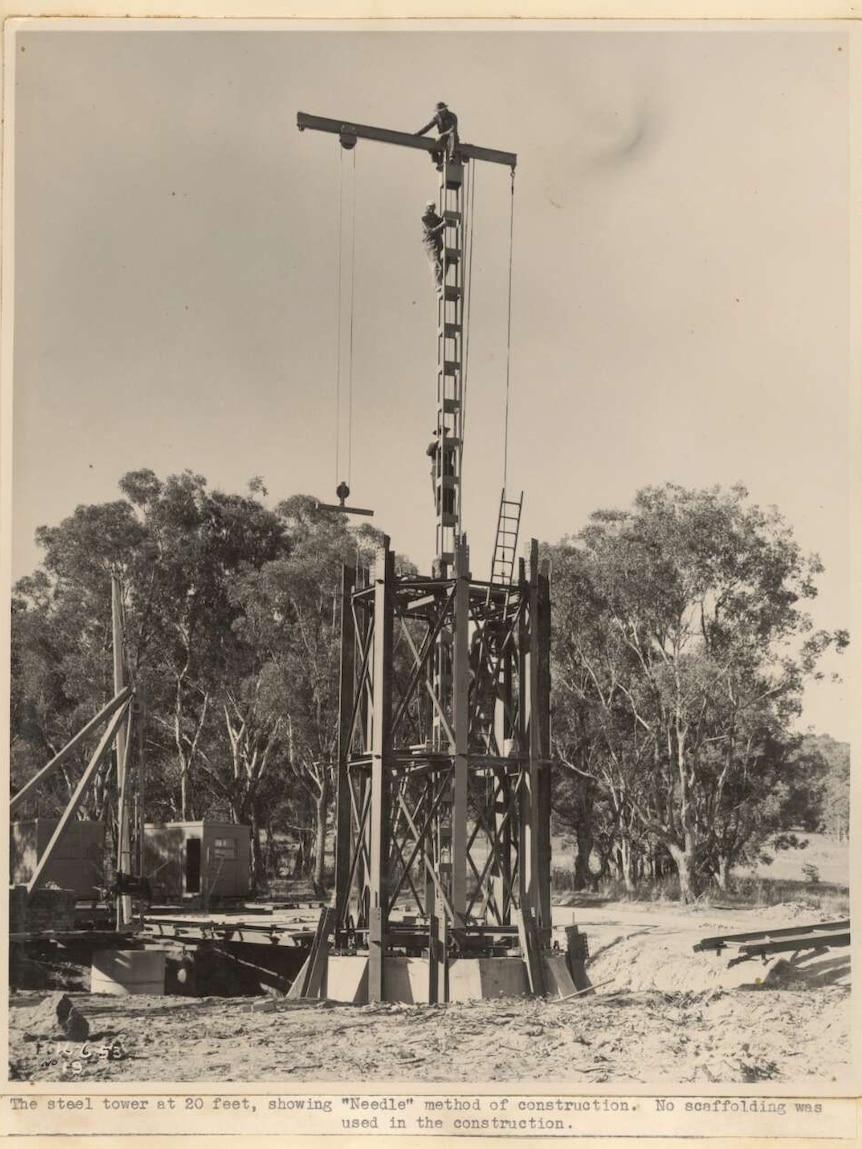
8, 901, 852, 1087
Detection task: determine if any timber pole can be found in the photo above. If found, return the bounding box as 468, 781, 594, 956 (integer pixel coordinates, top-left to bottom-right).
112, 573, 132, 928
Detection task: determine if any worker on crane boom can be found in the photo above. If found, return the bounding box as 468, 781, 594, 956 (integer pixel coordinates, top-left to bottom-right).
416, 102, 459, 168
421, 201, 446, 291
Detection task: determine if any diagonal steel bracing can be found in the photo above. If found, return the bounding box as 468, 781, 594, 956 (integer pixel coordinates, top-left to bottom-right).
331, 537, 551, 1001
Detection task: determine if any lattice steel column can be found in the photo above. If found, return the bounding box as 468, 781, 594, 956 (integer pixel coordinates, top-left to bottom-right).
434, 157, 465, 577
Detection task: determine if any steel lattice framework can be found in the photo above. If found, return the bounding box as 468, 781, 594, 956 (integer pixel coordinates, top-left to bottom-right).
332, 537, 552, 1002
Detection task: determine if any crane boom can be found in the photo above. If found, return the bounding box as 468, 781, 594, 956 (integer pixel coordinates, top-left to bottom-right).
297, 112, 517, 168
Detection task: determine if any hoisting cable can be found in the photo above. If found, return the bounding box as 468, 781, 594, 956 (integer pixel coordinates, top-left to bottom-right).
346, 146, 358, 485
334, 148, 345, 491
333, 148, 358, 495
502, 166, 516, 491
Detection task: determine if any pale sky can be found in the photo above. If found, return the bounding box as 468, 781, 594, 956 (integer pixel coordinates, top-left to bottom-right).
7, 21, 858, 738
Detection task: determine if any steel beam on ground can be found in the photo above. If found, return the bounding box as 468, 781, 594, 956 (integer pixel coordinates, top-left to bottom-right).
737, 930, 850, 957
694, 920, 851, 953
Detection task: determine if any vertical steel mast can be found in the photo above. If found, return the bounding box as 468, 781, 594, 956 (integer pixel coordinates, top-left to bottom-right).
296, 112, 555, 1005
433, 153, 465, 577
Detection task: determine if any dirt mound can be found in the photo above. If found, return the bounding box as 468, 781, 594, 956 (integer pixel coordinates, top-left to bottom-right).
587, 932, 748, 992
581, 908, 851, 994
18, 993, 90, 1042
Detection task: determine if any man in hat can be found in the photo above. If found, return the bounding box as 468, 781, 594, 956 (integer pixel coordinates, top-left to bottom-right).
421, 200, 447, 290
416, 102, 459, 167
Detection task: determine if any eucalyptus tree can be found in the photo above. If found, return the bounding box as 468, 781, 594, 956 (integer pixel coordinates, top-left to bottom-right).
548, 484, 846, 900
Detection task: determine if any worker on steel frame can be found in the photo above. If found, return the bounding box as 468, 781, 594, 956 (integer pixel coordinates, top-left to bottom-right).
416, 101, 459, 168
421, 200, 447, 291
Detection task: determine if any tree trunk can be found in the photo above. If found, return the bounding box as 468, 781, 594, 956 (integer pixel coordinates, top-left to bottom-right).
249, 808, 266, 895
573, 821, 594, 892
715, 854, 732, 892
311, 769, 330, 896
263, 816, 278, 878
667, 841, 699, 903
619, 837, 636, 894
293, 836, 308, 878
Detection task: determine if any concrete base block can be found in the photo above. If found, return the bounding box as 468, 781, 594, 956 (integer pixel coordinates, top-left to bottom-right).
91, 949, 166, 996
382, 957, 429, 1003
449, 957, 529, 1001
324, 956, 369, 1004
296, 953, 540, 1004
541, 953, 577, 998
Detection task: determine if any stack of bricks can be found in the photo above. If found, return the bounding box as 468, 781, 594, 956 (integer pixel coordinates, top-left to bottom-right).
9, 885, 76, 935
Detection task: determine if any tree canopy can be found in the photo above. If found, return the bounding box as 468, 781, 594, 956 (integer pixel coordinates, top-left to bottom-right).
547, 483, 848, 899
10, 475, 848, 900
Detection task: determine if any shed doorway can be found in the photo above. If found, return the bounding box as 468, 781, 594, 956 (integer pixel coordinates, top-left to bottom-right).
185, 837, 202, 894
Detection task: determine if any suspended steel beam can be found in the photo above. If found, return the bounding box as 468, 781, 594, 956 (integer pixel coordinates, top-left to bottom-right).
10, 687, 132, 815
316, 501, 375, 517
297, 112, 517, 168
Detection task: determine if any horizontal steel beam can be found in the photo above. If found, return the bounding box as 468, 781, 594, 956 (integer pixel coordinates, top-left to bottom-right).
297, 112, 517, 169
316, 501, 374, 517
142, 917, 317, 947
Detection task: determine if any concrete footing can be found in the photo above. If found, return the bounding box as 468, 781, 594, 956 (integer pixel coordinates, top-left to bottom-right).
91, 949, 166, 996
304, 953, 574, 1004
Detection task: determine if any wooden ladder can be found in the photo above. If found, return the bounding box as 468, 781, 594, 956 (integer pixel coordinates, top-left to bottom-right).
490, 490, 523, 585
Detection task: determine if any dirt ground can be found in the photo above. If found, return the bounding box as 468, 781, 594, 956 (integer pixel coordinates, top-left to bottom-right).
8, 900, 852, 1086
